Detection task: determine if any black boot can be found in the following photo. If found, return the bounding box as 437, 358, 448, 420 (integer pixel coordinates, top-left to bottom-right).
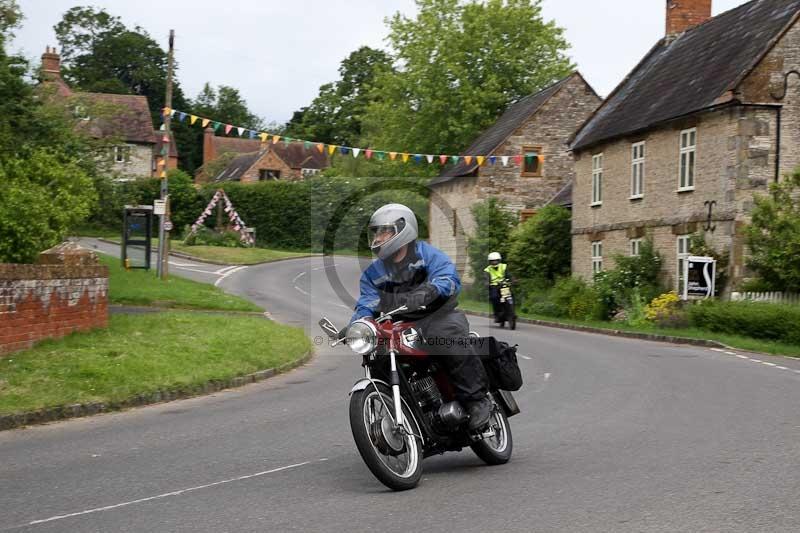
466, 396, 492, 431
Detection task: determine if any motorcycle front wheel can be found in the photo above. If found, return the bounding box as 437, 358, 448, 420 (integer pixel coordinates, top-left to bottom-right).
507, 301, 516, 330
470, 396, 513, 465
349, 382, 423, 491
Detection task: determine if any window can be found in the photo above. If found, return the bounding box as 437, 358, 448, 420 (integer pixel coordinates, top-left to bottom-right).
521, 146, 542, 177
592, 241, 603, 274
591, 153, 603, 205
679, 128, 696, 191
677, 235, 691, 293
259, 169, 281, 181
630, 238, 643, 257
113, 146, 129, 164
301, 168, 321, 177
631, 141, 645, 198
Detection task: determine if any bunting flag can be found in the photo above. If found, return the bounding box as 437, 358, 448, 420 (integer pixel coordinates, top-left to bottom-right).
162, 107, 540, 170
187, 189, 254, 246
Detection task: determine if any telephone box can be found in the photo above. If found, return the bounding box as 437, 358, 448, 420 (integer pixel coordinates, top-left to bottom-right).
122, 205, 153, 270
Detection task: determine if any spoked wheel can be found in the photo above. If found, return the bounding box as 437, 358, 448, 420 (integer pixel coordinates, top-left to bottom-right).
470, 395, 513, 465
349, 382, 423, 491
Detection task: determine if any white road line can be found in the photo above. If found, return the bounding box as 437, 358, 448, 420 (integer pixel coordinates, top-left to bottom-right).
312, 263, 339, 271
26, 461, 313, 526
214, 265, 247, 287
294, 285, 310, 296
724, 351, 737, 355
759, 361, 777, 367
544, 373, 551, 381
215, 265, 238, 275
292, 271, 307, 284
710, 348, 727, 353
171, 266, 220, 275
519, 355, 532, 360
775, 366, 789, 370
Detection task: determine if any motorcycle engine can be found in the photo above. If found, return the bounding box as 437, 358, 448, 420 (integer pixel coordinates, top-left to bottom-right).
409, 375, 442, 411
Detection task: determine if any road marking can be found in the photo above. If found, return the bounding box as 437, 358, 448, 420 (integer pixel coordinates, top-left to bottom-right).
736, 354, 749, 359
544, 373, 551, 381
214, 265, 247, 287
292, 271, 307, 283
716, 348, 800, 375
294, 285, 310, 296
26, 461, 314, 526
312, 263, 339, 271
710, 348, 726, 353
519, 355, 532, 360
759, 361, 777, 367
215, 265, 238, 275
775, 366, 789, 370
171, 266, 220, 275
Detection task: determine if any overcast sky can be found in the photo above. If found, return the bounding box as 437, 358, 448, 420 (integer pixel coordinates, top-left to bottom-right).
12, 0, 751, 125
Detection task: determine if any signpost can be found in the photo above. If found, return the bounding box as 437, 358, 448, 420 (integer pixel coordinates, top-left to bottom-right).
156, 29, 175, 280
682, 255, 716, 300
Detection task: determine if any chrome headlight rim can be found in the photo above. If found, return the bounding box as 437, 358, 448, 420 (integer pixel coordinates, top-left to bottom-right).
346, 319, 378, 355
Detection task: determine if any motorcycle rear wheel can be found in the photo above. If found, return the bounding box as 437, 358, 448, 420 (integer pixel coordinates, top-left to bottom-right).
349, 382, 423, 491
470, 396, 512, 465
507, 302, 516, 330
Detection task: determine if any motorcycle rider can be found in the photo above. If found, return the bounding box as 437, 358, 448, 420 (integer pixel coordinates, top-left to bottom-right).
349, 203, 492, 431
484, 252, 511, 323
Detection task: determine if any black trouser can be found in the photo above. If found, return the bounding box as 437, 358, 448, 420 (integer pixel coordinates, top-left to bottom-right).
488, 286, 501, 319
416, 309, 488, 403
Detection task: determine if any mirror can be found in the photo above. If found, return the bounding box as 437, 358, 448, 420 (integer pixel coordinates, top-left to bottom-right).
318, 317, 339, 339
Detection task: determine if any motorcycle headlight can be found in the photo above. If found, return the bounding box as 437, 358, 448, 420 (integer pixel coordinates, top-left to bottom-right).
346, 320, 378, 355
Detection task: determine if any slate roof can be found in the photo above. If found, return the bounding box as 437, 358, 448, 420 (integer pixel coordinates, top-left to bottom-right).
571, 0, 800, 151
546, 180, 573, 208
210, 136, 329, 170
214, 150, 266, 182
76, 93, 157, 144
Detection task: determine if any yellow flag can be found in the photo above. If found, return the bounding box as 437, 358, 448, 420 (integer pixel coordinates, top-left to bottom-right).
272, 135, 281, 144
162, 107, 172, 116
402, 153, 410, 163
157, 158, 165, 168
477, 156, 485, 166
328, 145, 337, 155
160, 170, 167, 178
259, 133, 268, 143
316, 143, 325, 153
190, 115, 198, 125
389, 152, 397, 161
201, 118, 210, 128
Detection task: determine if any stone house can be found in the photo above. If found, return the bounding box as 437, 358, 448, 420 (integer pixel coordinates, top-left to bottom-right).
39, 47, 177, 179
428, 72, 601, 281
196, 128, 329, 183
569, 0, 800, 295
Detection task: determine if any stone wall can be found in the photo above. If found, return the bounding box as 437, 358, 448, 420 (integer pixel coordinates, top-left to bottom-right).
0, 243, 109, 356
109, 143, 154, 179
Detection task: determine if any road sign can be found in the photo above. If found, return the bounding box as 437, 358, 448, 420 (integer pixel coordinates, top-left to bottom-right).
164, 220, 173, 232
154, 199, 166, 215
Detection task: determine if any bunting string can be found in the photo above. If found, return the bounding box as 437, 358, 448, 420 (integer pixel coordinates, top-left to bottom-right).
187, 189, 255, 246
161, 107, 545, 169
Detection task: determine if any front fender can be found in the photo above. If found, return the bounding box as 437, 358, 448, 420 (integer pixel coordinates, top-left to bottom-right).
349, 378, 390, 395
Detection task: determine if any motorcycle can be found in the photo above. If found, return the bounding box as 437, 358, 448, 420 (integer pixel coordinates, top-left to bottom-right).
496, 280, 516, 330
319, 305, 520, 491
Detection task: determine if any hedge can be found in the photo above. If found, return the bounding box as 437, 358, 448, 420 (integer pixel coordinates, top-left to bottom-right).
688, 300, 800, 345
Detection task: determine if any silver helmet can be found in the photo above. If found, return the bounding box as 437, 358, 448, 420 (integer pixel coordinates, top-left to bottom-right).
368, 203, 418, 260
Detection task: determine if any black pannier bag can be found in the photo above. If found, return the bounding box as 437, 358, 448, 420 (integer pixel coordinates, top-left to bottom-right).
476, 336, 523, 391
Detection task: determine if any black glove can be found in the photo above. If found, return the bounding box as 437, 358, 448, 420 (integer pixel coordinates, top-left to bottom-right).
403, 283, 439, 311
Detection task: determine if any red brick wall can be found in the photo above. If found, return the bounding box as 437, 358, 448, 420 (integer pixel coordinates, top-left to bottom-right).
666, 0, 712, 37
0, 263, 109, 356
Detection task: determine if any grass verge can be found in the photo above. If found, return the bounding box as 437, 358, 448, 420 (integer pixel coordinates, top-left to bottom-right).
101, 255, 260, 312
458, 298, 800, 358
0, 312, 311, 415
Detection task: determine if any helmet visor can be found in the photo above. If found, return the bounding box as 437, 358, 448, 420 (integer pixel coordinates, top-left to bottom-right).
369, 224, 398, 249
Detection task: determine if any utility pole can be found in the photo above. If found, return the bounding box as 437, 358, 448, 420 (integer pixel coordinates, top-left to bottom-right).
158, 29, 175, 280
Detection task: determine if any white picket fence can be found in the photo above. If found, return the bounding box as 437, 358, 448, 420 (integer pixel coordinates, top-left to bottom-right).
730, 291, 800, 305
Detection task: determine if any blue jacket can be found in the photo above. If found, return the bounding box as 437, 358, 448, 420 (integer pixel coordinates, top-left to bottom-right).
350, 240, 461, 323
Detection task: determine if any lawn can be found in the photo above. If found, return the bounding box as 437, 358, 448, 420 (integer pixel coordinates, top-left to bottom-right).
458, 297, 800, 358
0, 312, 311, 415
101, 254, 261, 312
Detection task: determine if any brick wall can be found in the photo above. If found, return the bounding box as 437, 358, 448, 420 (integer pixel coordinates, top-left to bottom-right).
238, 150, 301, 183
0, 244, 109, 356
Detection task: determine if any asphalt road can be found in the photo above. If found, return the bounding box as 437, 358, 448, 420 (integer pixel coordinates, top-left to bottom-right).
1, 246, 799, 532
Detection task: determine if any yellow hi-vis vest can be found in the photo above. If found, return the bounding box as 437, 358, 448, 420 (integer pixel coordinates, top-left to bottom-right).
484, 263, 507, 286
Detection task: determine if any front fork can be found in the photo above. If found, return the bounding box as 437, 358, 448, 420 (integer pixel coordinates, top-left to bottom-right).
389, 350, 404, 426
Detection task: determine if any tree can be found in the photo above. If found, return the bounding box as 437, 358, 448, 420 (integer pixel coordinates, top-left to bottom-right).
285, 46, 392, 146
363, 0, 573, 154
745, 170, 800, 292
467, 198, 517, 295
507, 205, 571, 287
192, 83, 263, 130
53, 6, 124, 67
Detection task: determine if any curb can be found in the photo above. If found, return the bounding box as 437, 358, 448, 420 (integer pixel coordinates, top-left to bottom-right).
0, 350, 314, 432
462, 309, 729, 349
95, 238, 318, 266
109, 305, 267, 317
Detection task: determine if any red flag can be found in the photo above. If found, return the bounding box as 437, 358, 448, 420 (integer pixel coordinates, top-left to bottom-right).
513, 155, 523, 166
224, 124, 233, 135
439, 155, 448, 165
365, 149, 373, 159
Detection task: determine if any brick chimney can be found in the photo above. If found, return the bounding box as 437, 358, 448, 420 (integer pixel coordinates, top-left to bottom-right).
203, 127, 216, 164
666, 0, 712, 38
40, 46, 72, 96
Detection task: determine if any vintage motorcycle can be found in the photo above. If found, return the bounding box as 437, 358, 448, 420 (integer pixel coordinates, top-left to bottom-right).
496, 279, 516, 330
319, 305, 521, 491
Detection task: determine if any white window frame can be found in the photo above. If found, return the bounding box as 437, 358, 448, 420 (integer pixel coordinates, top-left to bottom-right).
592, 241, 603, 274
678, 128, 696, 191
631, 141, 645, 199
113, 146, 126, 164
591, 153, 603, 206
677, 235, 691, 292
630, 238, 643, 257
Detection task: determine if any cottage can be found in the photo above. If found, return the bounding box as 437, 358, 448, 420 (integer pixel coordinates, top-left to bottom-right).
569, 0, 800, 295
429, 72, 601, 281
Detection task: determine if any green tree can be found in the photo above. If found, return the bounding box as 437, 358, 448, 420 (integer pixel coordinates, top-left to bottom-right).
192, 83, 263, 130
467, 198, 517, 295
745, 170, 800, 292
363, 0, 573, 154
507, 205, 571, 287
285, 46, 392, 147
53, 6, 124, 67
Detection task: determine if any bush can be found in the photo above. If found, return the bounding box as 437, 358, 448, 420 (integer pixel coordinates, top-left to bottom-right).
688, 300, 800, 344
551, 277, 603, 320
184, 226, 246, 248
507, 205, 571, 287
593, 240, 664, 318
644, 291, 688, 328
466, 198, 517, 292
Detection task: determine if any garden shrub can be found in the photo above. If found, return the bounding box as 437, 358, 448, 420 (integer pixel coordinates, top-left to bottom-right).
688, 300, 800, 344
644, 291, 688, 328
